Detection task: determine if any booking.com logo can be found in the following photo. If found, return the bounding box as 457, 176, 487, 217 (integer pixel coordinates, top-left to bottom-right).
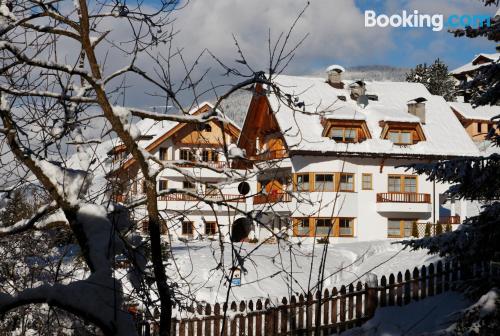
365, 10, 491, 31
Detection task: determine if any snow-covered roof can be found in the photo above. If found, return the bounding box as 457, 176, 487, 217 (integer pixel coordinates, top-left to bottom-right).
326, 64, 345, 73
450, 53, 500, 75
449, 102, 500, 121
265, 74, 479, 157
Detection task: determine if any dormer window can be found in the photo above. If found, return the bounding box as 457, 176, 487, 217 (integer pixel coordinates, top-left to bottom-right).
387, 130, 412, 145
380, 121, 426, 145
331, 127, 357, 143
322, 119, 371, 144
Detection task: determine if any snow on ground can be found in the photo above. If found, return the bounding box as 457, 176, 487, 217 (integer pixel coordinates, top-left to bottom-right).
340, 291, 471, 336
168, 240, 439, 304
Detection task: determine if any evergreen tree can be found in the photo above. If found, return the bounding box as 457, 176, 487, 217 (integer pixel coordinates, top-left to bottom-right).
406, 59, 456, 101
0, 189, 35, 227
404, 3, 500, 332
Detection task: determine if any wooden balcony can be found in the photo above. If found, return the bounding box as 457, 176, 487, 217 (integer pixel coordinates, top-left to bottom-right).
376, 192, 431, 203
251, 149, 288, 161
159, 193, 244, 203
253, 192, 292, 205
438, 215, 461, 225
165, 160, 229, 169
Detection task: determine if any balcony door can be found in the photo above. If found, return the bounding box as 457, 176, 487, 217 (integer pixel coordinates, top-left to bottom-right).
388, 175, 417, 193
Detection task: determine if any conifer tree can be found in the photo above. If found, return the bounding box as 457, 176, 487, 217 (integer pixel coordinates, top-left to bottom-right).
403, 2, 500, 332
0, 189, 34, 227
406, 59, 456, 101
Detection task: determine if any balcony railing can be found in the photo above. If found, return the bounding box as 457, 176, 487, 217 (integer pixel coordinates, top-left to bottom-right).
376, 192, 431, 203
251, 149, 288, 161
438, 215, 461, 225
159, 193, 244, 203
253, 192, 292, 205
164, 160, 229, 169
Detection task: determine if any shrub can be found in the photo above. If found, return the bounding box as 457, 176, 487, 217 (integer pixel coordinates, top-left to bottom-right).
412, 222, 419, 238
424, 223, 431, 237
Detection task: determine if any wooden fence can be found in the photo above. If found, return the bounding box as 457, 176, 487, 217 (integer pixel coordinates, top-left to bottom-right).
135, 260, 492, 336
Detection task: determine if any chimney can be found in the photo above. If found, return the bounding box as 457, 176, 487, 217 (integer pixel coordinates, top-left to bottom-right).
326, 65, 345, 89
407, 97, 427, 124
349, 80, 366, 100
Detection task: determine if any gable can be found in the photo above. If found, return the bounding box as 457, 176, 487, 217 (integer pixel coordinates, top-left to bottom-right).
238, 85, 287, 157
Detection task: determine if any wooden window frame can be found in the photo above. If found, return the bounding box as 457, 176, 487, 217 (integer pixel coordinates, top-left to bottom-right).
387, 174, 418, 193
205, 221, 217, 235
179, 148, 195, 161
159, 147, 168, 161
293, 173, 312, 192
293, 217, 356, 237
338, 173, 355, 192
338, 218, 355, 237
330, 127, 358, 143
183, 180, 195, 191
293, 218, 311, 237
387, 130, 413, 145
158, 179, 168, 191
181, 221, 194, 236
387, 219, 416, 238
361, 173, 373, 190
313, 173, 335, 192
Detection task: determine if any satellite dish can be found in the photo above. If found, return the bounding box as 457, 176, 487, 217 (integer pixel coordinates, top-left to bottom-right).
237, 182, 250, 196
231, 217, 253, 242
357, 95, 369, 108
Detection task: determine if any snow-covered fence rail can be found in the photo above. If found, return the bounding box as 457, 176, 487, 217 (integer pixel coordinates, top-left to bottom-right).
135, 260, 493, 336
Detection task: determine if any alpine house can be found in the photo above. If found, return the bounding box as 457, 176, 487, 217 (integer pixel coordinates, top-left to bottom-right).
107, 102, 249, 240
237, 66, 480, 241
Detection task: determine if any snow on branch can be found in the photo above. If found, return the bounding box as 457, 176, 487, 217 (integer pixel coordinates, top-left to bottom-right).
0, 202, 59, 236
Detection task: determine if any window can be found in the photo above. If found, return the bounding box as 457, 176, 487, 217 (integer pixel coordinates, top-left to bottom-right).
403, 176, 417, 193
196, 123, 212, 132
339, 173, 354, 192
388, 176, 401, 192
362, 174, 372, 190
205, 222, 217, 235
180, 149, 195, 161
205, 184, 218, 195
158, 180, 168, 191
477, 122, 482, 134
159, 147, 168, 161
387, 130, 413, 145
296, 173, 310, 191
388, 219, 415, 238
181, 221, 193, 235
314, 174, 334, 191
339, 218, 354, 237
388, 175, 417, 193
294, 218, 310, 236
315, 218, 333, 236
202, 150, 210, 162
183, 180, 195, 190
331, 127, 357, 143
142, 180, 147, 193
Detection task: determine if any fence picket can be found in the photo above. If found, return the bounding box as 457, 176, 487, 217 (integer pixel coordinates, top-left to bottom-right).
388, 274, 395, 306
355, 282, 363, 326
380, 276, 387, 307
306, 293, 313, 331
281, 297, 288, 335
436, 261, 443, 295
290, 295, 297, 332
412, 267, 420, 301
404, 270, 411, 305
298, 294, 305, 331
339, 285, 347, 332
331, 287, 338, 330
239, 302, 246, 336
444, 261, 451, 292
396, 272, 403, 306
428, 264, 435, 297
421, 265, 427, 300
214, 303, 220, 336
256, 300, 263, 336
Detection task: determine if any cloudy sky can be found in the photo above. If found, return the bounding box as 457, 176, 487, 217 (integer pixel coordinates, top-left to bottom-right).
169, 0, 495, 72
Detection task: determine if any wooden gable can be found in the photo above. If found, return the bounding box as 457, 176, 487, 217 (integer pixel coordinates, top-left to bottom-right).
238, 84, 287, 158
